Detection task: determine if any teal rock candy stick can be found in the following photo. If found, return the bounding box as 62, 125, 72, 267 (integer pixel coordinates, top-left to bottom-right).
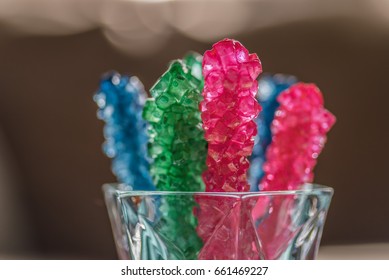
94, 71, 154, 190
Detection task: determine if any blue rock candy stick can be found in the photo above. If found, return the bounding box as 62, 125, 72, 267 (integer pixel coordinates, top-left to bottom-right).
249, 74, 297, 191
94, 71, 155, 190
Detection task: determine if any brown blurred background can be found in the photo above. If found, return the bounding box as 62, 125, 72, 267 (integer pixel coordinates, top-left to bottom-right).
0, 0, 388, 259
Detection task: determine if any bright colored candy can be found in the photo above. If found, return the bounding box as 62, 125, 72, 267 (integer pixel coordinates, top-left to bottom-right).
200, 38, 262, 192
249, 74, 297, 191
254, 83, 336, 259
260, 83, 336, 191
94, 72, 154, 190
196, 195, 261, 260
197, 39, 262, 259
143, 54, 206, 191
143, 53, 206, 259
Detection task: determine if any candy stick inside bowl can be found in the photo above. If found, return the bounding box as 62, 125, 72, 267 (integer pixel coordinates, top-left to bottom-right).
196, 38, 263, 259
252, 83, 336, 259
143, 52, 207, 259
95, 72, 165, 258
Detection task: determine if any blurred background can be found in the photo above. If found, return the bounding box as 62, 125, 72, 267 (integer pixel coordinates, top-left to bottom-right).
0, 0, 388, 259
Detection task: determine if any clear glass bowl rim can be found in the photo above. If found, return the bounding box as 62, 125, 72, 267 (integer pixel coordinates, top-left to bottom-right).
103, 183, 333, 199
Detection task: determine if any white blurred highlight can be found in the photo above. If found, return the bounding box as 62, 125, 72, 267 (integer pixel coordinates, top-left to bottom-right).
0, 0, 388, 55
100, 0, 171, 55
165, 0, 251, 41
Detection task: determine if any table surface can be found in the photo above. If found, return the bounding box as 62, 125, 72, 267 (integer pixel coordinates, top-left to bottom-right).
1, 243, 389, 260
317, 243, 389, 260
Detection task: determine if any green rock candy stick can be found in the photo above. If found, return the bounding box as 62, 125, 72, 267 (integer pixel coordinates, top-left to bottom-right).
143, 53, 206, 259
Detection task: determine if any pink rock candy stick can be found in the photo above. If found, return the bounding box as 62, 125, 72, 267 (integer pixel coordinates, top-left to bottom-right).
254, 83, 336, 259
200, 38, 262, 192
197, 39, 262, 259
260, 83, 336, 191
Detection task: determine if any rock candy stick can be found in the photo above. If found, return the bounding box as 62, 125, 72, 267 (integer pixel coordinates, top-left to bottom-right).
143, 53, 206, 259
200, 38, 262, 192
260, 83, 336, 191
249, 74, 297, 191
143, 54, 206, 191
197, 39, 262, 259
94, 72, 154, 190
254, 83, 336, 259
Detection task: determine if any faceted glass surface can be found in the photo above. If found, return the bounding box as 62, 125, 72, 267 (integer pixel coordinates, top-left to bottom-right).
103, 183, 333, 260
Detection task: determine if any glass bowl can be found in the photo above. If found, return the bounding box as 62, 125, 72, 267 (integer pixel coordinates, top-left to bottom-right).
103, 183, 333, 260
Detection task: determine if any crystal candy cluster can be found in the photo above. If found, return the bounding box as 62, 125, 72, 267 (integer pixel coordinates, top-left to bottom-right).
249, 74, 297, 191
96, 38, 337, 260
94, 72, 154, 190
253, 83, 336, 259
143, 53, 206, 259
200, 39, 262, 192
260, 83, 336, 191
196, 39, 262, 259
143, 53, 206, 191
